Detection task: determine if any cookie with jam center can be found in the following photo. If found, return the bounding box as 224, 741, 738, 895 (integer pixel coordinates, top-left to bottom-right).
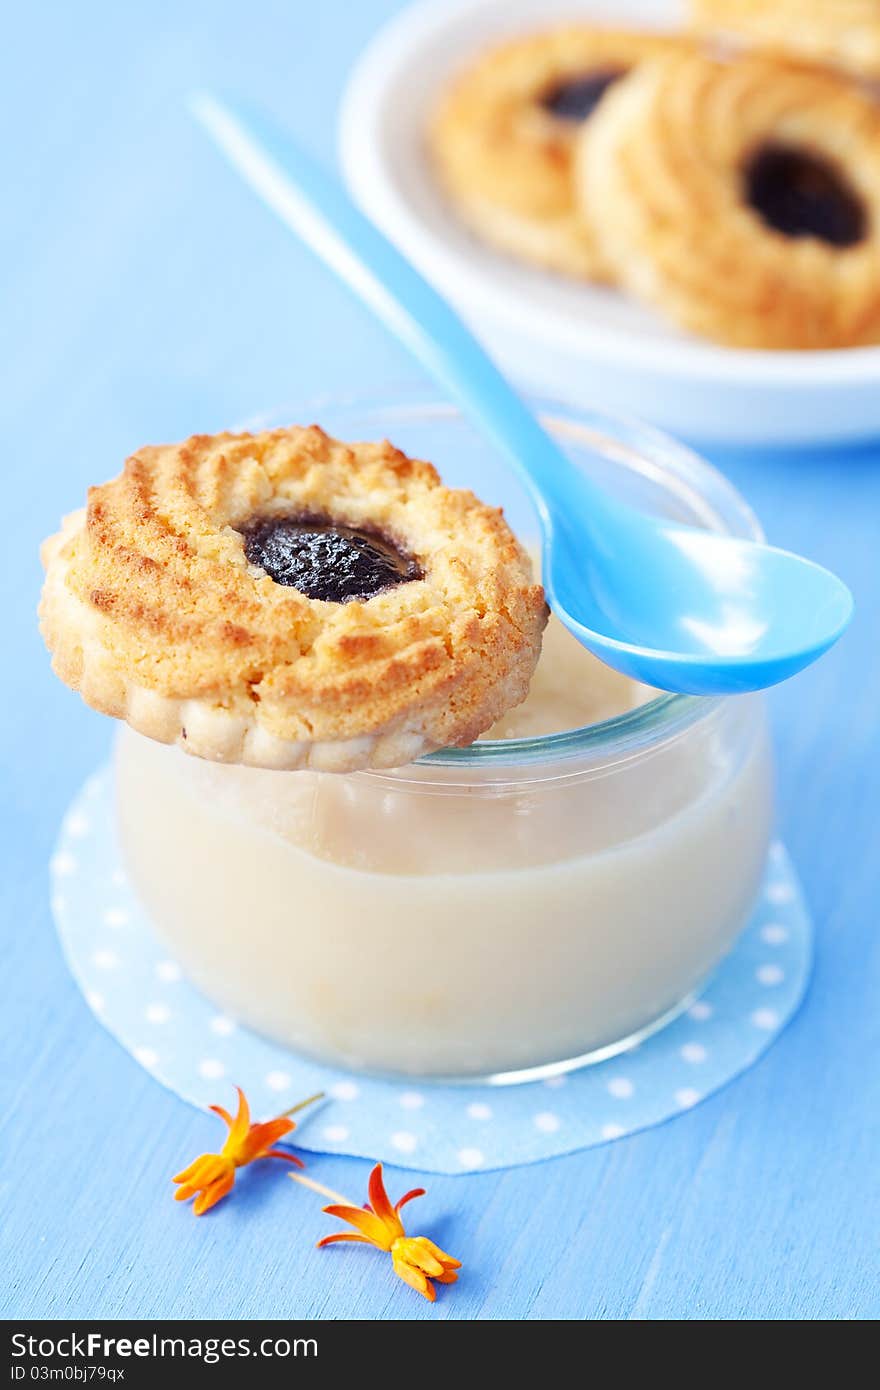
691, 0, 880, 81
577, 51, 880, 348
429, 25, 686, 281
39, 426, 547, 771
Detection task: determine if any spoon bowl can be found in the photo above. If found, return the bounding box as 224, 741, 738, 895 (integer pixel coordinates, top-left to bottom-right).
545, 499, 853, 692
192, 92, 853, 696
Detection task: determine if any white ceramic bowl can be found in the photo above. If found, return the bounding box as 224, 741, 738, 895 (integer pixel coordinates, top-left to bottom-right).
339, 0, 880, 447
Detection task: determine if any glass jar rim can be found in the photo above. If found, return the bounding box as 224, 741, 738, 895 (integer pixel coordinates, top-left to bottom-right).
248, 389, 763, 772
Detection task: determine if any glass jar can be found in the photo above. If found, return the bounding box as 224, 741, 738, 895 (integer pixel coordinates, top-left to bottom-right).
115, 393, 774, 1082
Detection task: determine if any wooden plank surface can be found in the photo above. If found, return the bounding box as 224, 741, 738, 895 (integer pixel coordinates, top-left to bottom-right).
2, 0, 877, 1320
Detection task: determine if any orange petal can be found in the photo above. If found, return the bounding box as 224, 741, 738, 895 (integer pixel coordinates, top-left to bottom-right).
316, 1233, 372, 1247
173, 1152, 224, 1186
176, 1155, 232, 1202
239, 1117, 295, 1164
172, 1159, 201, 1184
395, 1187, 426, 1213
260, 1117, 296, 1145
392, 1254, 435, 1301
415, 1236, 462, 1271
368, 1164, 404, 1239
395, 1237, 445, 1278
264, 1147, 304, 1168
209, 1104, 234, 1128
224, 1086, 251, 1154
322, 1203, 390, 1249
196, 1155, 229, 1186
193, 1170, 235, 1215
367, 1164, 395, 1222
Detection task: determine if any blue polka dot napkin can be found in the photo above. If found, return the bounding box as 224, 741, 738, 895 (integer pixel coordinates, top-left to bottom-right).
51, 766, 812, 1173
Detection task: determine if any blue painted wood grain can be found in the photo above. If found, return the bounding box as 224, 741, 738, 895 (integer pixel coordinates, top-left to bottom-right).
1, 0, 877, 1320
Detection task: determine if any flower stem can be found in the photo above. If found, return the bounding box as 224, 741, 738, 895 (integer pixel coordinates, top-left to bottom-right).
279, 1091, 325, 1120
288, 1171, 355, 1207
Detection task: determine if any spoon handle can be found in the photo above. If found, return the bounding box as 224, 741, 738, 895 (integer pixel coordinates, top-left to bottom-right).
192, 92, 596, 530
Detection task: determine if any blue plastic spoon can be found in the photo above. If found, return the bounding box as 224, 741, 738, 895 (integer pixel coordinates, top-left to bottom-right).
192, 92, 853, 694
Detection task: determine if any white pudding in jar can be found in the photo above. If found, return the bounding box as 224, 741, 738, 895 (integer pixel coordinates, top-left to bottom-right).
110, 393, 776, 1082
116, 608, 773, 1079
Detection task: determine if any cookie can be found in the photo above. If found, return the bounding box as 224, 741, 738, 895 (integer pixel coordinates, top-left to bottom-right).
429, 25, 683, 279
40, 427, 547, 772
691, 0, 880, 80
578, 52, 880, 348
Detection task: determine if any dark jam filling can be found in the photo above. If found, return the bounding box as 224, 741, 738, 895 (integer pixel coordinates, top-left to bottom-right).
743, 144, 866, 248
540, 68, 626, 122
241, 513, 422, 603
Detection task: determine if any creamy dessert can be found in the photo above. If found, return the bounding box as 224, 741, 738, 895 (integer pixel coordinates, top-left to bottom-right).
116, 612, 772, 1077
41, 416, 774, 1081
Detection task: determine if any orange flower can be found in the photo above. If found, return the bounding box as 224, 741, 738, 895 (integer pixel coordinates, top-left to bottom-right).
316, 1163, 461, 1301
173, 1086, 318, 1215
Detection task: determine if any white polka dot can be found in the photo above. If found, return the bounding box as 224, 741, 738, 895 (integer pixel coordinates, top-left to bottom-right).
86, 990, 105, 1012
322, 1124, 350, 1143
761, 923, 789, 945
145, 1003, 170, 1025
51, 851, 77, 877
198, 1058, 226, 1080
65, 811, 90, 838
544, 1074, 567, 1089
399, 1091, 424, 1110
92, 949, 118, 971
600, 1123, 625, 1140
265, 1070, 291, 1092
688, 1001, 713, 1021
757, 963, 785, 986
391, 1131, 418, 1154
533, 1111, 561, 1133
675, 1087, 701, 1109
751, 1007, 780, 1030
330, 1080, 359, 1102
210, 1015, 236, 1036
457, 1147, 485, 1169
680, 1043, 708, 1064
766, 881, 794, 905
467, 1102, 492, 1121
607, 1077, 634, 1099
103, 907, 129, 928
155, 960, 181, 983
134, 1046, 159, 1068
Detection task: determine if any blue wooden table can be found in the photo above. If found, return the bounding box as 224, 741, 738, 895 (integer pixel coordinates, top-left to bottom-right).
3, 1, 878, 1321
